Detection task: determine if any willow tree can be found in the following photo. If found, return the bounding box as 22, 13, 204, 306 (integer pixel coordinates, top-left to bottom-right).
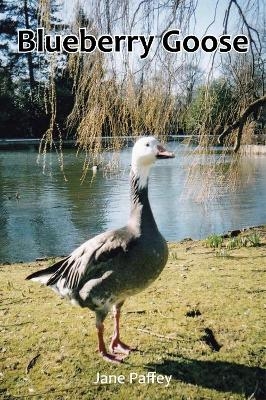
38, 0, 200, 152
37, 0, 265, 196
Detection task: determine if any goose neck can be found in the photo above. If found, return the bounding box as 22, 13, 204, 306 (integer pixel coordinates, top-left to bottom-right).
128, 170, 157, 232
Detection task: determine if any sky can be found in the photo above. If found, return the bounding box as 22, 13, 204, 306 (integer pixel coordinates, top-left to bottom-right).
56, 0, 242, 77
59, 0, 231, 36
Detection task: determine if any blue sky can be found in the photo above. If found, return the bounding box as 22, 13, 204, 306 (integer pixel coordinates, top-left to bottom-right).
60, 0, 229, 36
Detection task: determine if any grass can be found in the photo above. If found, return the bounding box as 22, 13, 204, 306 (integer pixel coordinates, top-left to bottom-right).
205, 234, 223, 249
0, 227, 266, 400
205, 232, 262, 253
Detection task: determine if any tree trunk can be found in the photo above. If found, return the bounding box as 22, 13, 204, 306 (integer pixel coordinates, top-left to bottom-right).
23, 0, 35, 96
218, 95, 266, 151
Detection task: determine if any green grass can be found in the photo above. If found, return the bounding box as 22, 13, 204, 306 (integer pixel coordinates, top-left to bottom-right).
205, 234, 223, 249
247, 233, 261, 247
225, 234, 262, 250
0, 227, 266, 400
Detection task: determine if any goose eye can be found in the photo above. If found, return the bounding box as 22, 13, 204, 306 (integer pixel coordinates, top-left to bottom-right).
146, 143, 150, 147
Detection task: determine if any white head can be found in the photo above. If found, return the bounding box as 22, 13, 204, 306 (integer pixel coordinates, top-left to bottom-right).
131, 136, 174, 188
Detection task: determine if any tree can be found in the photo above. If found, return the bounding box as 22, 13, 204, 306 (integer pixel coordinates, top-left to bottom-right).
0, 67, 20, 136
0, 1, 38, 89
0, 0, 67, 137
218, 95, 266, 151
184, 79, 236, 138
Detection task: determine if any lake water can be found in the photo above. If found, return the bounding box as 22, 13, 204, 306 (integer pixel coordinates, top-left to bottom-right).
0, 143, 266, 262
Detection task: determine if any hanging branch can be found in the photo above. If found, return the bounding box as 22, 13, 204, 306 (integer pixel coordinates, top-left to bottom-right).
218, 94, 266, 151
223, 0, 262, 76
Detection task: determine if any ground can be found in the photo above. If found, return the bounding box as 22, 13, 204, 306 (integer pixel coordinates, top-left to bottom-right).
0, 227, 265, 400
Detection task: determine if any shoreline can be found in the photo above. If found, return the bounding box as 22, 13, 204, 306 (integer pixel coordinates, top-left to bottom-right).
0, 135, 191, 150
1, 224, 265, 267
241, 144, 266, 155
1, 138, 265, 152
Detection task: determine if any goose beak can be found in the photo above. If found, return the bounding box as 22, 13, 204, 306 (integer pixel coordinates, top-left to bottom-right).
156, 144, 175, 159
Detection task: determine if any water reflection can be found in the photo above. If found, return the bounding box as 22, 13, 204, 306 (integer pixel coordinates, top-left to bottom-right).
0, 144, 266, 262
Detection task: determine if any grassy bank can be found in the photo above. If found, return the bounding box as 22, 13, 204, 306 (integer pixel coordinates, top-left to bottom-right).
1, 227, 265, 400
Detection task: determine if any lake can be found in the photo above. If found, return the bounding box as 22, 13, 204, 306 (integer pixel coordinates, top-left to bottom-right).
0, 143, 266, 262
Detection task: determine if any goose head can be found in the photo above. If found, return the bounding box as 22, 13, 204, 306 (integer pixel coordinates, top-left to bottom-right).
131, 136, 175, 188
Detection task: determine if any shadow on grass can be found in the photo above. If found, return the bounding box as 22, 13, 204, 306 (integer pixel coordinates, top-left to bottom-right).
146, 358, 266, 399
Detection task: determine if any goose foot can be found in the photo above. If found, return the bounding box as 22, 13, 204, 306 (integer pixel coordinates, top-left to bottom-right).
110, 339, 131, 355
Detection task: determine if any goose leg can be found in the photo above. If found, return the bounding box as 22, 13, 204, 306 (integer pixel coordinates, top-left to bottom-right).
96, 312, 124, 363
110, 303, 131, 355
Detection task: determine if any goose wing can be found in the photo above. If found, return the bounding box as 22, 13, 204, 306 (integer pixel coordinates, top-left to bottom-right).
28, 228, 135, 290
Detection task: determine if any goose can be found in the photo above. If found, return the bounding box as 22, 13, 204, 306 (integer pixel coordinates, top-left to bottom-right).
26, 136, 175, 363
92, 165, 99, 174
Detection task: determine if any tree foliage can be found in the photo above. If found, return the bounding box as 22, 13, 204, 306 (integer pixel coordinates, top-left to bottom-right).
0, 0, 67, 138
184, 79, 236, 137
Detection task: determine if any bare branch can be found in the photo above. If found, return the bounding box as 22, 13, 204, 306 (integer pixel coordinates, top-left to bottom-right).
218, 94, 266, 150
